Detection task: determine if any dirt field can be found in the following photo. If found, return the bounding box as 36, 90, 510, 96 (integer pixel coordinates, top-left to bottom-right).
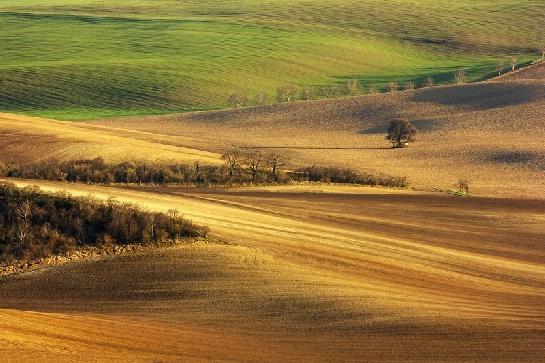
0, 113, 221, 165
1, 179, 544, 361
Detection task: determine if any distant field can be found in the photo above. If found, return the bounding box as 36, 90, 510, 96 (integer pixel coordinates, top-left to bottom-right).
1, 0, 543, 119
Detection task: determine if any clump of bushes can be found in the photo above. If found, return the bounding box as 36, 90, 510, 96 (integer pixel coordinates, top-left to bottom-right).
0, 182, 207, 264
291, 166, 408, 188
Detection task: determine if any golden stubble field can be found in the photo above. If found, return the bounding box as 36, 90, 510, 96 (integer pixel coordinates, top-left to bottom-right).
1, 179, 544, 361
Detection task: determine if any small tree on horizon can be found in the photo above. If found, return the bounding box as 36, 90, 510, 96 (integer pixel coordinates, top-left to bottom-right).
387, 81, 399, 93
404, 81, 415, 91
300, 87, 313, 100
276, 85, 298, 103
511, 56, 518, 71
367, 84, 379, 94
457, 179, 470, 194
386, 120, 417, 148
346, 79, 360, 95
425, 77, 434, 88
496, 61, 505, 76
454, 69, 466, 84
254, 91, 268, 106
227, 92, 248, 108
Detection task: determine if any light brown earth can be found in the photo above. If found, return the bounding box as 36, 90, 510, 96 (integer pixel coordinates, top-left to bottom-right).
1, 179, 544, 361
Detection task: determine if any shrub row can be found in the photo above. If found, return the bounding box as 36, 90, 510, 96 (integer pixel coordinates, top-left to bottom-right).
291, 166, 408, 188
0, 182, 207, 263
0, 157, 408, 188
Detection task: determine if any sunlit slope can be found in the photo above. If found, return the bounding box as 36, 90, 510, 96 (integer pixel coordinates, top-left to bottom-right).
0, 113, 221, 164
90, 65, 545, 198
2, 181, 545, 361
1, 0, 543, 119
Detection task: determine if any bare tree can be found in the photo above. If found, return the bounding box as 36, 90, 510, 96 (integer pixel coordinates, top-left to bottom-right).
243, 151, 264, 182
457, 179, 470, 194
367, 84, 379, 94
454, 69, 466, 84
254, 91, 268, 106
386, 120, 417, 148
511, 56, 518, 71
346, 79, 360, 95
222, 150, 242, 179
15, 200, 32, 246
404, 81, 415, 91
276, 85, 298, 103
387, 81, 399, 93
300, 87, 313, 100
496, 61, 504, 76
425, 77, 434, 88
265, 153, 288, 181
227, 92, 248, 108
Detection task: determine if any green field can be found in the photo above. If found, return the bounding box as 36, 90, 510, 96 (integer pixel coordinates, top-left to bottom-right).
1, 0, 543, 120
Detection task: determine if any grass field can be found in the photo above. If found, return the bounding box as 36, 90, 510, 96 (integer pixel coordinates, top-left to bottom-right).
1, 0, 543, 119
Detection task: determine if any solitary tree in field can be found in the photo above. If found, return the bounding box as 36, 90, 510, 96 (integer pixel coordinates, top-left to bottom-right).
276, 85, 297, 103
346, 79, 360, 95
457, 179, 470, 194
386, 120, 417, 148
265, 153, 288, 181
254, 91, 268, 106
222, 150, 242, 179
243, 151, 264, 182
454, 70, 466, 84
511, 56, 518, 71
227, 92, 248, 108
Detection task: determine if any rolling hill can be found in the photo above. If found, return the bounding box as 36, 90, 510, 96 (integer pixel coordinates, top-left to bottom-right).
1, 0, 544, 119
1, 62, 544, 197
86, 61, 545, 198
2, 179, 544, 361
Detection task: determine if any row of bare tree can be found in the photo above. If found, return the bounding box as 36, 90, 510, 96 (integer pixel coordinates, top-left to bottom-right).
227, 48, 545, 108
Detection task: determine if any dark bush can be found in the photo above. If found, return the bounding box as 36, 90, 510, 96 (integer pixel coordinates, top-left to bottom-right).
291, 166, 408, 188
0, 182, 207, 264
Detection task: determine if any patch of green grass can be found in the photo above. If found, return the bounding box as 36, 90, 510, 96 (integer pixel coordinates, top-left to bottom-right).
0, 1, 543, 120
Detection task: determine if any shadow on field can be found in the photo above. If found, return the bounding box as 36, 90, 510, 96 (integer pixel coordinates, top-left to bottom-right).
480, 150, 545, 170
411, 82, 545, 110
